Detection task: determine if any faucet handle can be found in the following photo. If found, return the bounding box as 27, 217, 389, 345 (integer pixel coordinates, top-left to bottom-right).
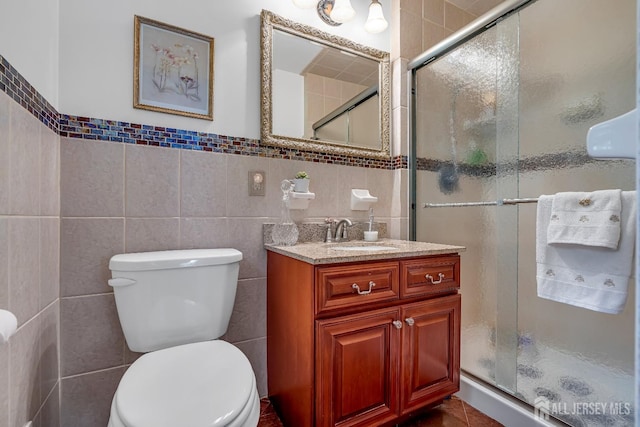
324, 222, 333, 243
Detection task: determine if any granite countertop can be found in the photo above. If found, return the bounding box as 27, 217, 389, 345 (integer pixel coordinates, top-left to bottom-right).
264, 238, 465, 265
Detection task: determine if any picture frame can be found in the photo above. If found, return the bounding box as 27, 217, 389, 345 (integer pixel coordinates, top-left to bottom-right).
134, 15, 214, 120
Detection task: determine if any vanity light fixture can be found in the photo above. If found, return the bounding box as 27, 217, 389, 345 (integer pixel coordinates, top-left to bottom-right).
330, 0, 356, 23
292, 0, 388, 33
364, 0, 388, 34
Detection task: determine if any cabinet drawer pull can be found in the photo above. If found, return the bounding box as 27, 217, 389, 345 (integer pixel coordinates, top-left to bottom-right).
392, 320, 403, 329
405, 317, 415, 326
425, 273, 445, 284
352, 281, 376, 295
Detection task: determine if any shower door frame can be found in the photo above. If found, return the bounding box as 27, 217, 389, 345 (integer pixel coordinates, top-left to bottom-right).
408, 0, 534, 241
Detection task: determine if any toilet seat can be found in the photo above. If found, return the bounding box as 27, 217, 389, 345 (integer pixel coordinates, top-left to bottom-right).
109, 341, 259, 427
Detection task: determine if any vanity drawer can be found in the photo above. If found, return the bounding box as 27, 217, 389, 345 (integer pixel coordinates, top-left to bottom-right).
316, 262, 400, 315
400, 256, 460, 298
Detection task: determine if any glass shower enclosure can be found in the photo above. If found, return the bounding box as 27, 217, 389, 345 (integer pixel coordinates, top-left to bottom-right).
410, 0, 636, 425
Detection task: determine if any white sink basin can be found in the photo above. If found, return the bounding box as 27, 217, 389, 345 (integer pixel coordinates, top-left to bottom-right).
331, 245, 397, 252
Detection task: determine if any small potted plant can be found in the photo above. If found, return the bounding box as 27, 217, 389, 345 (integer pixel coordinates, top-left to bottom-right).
293, 171, 310, 193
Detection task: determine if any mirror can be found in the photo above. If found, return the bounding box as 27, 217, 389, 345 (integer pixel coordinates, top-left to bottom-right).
260, 10, 391, 159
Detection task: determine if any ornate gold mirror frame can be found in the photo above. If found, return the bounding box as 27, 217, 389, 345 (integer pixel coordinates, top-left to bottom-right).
260, 10, 391, 159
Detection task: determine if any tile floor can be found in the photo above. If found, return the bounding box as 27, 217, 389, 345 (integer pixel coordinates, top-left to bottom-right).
258, 396, 504, 426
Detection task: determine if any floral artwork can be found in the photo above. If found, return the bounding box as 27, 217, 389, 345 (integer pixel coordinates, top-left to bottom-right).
134, 16, 214, 120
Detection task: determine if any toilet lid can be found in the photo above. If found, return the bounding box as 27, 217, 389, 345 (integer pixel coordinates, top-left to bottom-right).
114, 341, 255, 427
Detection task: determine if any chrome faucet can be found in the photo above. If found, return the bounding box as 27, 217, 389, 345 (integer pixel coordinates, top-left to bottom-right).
334, 218, 353, 242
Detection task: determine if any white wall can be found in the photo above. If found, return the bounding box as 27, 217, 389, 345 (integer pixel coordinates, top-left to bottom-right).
273, 69, 304, 137
58, 0, 391, 139
0, 0, 59, 108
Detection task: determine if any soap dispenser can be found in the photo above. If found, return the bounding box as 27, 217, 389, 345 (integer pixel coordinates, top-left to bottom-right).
364, 208, 378, 242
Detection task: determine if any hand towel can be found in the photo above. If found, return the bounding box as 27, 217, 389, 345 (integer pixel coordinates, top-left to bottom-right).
536, 191, 636, 314
547, 189, 622, 249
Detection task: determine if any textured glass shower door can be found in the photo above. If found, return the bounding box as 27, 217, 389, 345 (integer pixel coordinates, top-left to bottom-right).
413, 0, 636, 425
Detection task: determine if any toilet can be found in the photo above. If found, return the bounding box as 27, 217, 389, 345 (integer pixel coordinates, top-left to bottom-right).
106, 249, 260, 427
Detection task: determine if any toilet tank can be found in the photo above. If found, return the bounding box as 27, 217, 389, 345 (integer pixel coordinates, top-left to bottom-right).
108, 249, 242, 352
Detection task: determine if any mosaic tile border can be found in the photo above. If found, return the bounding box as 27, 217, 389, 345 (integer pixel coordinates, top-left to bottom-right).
0, 55, 58, 133
415, 151, 630, 176
0, 54, 407, 170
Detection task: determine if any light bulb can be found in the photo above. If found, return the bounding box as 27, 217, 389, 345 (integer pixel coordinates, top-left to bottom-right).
364, 0, 388, 33
330, 0, 356, 23
292, 0, 317, 9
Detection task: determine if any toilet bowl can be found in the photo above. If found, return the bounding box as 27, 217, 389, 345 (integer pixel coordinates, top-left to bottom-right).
106, 249, 259, 427
108, 341, 260, 427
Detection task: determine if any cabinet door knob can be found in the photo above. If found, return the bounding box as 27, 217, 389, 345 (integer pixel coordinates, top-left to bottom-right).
352, 281, 376, 295
392, 320, 403, 329
405, 317, 415, 326
425, 273, 445, 284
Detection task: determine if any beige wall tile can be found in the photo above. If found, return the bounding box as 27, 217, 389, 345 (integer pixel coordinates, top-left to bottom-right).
392, 58, 408, 110
9, 103, 41, 216
9, 316, 41, 427
226, 218, 268, 280
223, 278, 266, 343
400, 0, 422, 14
180, 150, 227, 217
0, 93, 10, 215
36, 383, 60, 427
0, 218, 7, 309
180, 218, 230, 250
462, 9, 476, 25
234, 338, 267, 398
40, 218, 60, 309
304, 73, 324, 95
60, 218, 124, 297
60, 294, 124, 376
423, 19, 446, 51
467, 0, 503, 17
124, 218, 180, 253
424, 0, 445, 24
9, 218, 40, 325
0, 336, 8, 427
366, 168, 396, 217
40, 126, 60, 217
393, 105, 408, 157
399, 8, 423, 60
39, 302, 59, 405
60, 138, 124, 217
336, 165, 367, 219
226, 154, 273, 218
60, 367, 126, 427
444, 1, 466, 31
125, 144, 180, 217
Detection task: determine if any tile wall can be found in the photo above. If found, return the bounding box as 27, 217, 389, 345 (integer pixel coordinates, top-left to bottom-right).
0, 88, 61, 427
57, 138, 407, 426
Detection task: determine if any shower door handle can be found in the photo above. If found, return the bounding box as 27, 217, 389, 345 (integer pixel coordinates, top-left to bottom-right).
425, 273, 444, 284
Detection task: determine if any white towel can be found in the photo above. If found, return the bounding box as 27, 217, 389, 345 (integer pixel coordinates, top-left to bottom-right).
536, 191, 636, 314
547, 189, 622, 249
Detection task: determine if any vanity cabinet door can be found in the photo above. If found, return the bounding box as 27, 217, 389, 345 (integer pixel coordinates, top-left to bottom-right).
400, 294, 460, 414
316, 307, 401, 427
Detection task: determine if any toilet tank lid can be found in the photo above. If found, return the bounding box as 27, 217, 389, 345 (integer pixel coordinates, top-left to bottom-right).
109, 249, 242, 272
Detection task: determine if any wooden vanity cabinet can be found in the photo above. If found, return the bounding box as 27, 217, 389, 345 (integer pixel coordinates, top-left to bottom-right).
267, 251, 461, 427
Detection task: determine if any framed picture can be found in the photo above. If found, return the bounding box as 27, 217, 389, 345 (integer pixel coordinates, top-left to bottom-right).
134, 15, 214, 120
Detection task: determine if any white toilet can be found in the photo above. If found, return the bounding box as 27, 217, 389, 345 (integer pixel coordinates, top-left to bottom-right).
106, 249, 260, 427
